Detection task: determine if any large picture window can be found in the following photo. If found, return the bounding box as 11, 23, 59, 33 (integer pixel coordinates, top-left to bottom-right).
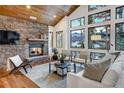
88, 10, 111, 24
88, 25, 110, 49
116, 6, 124, 19
56, 31, 63, 48
88, 5, 106, 11
70, 17, 85, 28
70, 29, 85, 48
115, 23, 124, 50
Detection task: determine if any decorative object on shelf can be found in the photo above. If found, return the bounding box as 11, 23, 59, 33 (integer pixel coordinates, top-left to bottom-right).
44, 33, 48, 40
52, 48, 58, 60
28, 38, 48, 42
58, 53, 66, 63
40, 33, 44, 39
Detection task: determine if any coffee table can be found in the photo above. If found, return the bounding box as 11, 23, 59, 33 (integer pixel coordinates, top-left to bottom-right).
49, 60, 71, 77
55, 62, 71, 77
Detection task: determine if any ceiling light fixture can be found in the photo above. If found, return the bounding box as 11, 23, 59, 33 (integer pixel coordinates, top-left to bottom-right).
29, 16, 37, 20
26, 5, 31, 9
53, 15, 56, 18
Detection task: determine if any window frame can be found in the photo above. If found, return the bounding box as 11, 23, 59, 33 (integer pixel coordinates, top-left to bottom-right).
70, 17, 85, 28
115, 22, 124, 50
88, 25, 110, 50
88, 5, 106, 11
88, 10, 111, 24
90, 52, 106, 60
56, 31, 63, 48
116, 6, 124, 19
51, 32, 53, 48
71, 51, 80, 58
70, 29, 85, 48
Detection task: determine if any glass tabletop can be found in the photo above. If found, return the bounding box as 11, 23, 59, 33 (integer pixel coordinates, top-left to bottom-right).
55, 62, 70, 69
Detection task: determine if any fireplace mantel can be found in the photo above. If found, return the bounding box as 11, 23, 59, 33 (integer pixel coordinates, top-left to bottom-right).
28, 38, 48, 42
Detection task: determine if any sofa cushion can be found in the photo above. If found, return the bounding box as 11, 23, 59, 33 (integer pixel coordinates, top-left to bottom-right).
83, 58, 111, 82
64, 57, 70, 60
102, 56, 124, 87
101, 69, 119, 87
115, 71, 124, 88
72, 58, 86, 64
114, 53, 124, 65
120, 51, 124, 55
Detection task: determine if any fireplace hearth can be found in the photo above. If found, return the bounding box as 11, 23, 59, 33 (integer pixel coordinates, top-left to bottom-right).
29, 41, 44, 57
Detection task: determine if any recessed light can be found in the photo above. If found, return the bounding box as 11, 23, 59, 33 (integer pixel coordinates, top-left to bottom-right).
26, 5, 31, 9
29, 16, 37, 20
53, 15, 56, 18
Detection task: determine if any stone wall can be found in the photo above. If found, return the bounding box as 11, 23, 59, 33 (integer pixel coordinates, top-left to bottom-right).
0, 15, 48, 68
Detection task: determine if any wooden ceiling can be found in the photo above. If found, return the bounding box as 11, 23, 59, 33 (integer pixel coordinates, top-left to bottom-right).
0, 5, 79, 26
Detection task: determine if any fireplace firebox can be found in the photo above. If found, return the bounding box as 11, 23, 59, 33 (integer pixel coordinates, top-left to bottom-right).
29, 41, 44, 57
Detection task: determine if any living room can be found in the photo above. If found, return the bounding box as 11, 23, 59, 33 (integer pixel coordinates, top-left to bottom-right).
0, 1, 124, 91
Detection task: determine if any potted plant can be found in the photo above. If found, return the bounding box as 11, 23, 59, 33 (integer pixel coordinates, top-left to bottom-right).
58, 53, 66, 63
52, 48, 58, 60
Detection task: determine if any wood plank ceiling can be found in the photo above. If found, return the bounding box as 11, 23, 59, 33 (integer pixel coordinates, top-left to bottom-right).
0, 5, 79, 26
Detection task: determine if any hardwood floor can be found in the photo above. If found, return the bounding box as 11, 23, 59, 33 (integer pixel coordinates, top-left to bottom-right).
0, 60, 50, 88
0, 68, 39, 88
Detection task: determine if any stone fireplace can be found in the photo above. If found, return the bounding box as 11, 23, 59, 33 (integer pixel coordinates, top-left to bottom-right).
0, 15, 48, 69
29, 41, 44, 57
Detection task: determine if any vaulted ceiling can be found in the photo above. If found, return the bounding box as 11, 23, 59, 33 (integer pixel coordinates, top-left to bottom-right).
0, 5, 79, 26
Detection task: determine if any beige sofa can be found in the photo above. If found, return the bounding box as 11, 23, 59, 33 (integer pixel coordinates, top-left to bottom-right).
67, 52, 124, 88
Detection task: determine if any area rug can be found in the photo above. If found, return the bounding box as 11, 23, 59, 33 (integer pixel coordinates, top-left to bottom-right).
20, 63, 83, 88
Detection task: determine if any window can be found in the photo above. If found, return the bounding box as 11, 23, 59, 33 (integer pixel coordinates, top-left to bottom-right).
88, 10, 111, 24
90, 52, 106, 60
70, 29, 85, 48
116, 6, 124, 19
51, 32, 53, 47
71, 51, 80, 58
88, 5, 106, 11
70, 17, 85, 28
88, 25, 110, 49
115, 23, 124, 50
56, 31, 63, 48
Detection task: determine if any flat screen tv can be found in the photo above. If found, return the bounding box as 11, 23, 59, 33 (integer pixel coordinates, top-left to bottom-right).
0, 30, 20, 45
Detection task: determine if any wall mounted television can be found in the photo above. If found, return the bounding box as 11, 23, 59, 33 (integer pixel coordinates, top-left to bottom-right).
0, 30, 20, 45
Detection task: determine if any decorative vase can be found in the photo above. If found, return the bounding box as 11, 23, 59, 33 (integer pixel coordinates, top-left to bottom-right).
60, 60, 64, 63
52, 55, 58, 60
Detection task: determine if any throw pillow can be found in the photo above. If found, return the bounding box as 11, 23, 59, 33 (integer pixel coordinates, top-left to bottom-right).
83, 58, 111, 82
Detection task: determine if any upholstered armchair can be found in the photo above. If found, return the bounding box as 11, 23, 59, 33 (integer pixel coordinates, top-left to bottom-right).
62, 50, 72, 61
72, 51, 90, 73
